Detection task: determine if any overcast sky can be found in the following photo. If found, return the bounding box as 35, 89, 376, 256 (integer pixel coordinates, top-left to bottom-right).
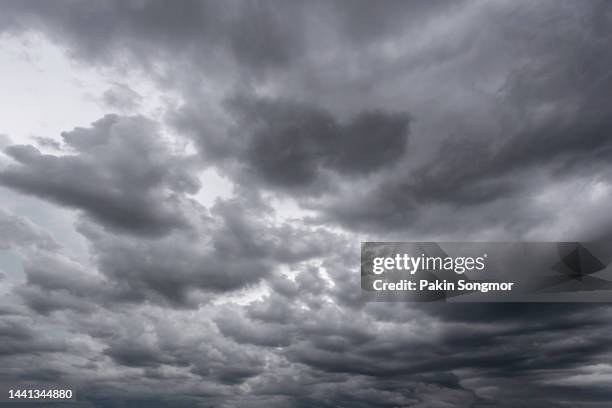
1, 1, 612, 407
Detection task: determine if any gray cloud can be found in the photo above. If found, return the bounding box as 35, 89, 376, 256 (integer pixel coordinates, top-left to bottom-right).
1, 114, 200, 237
174, 94, 410, 193
0, 316, 66, 356
101, 83, 142, 112
11, 197, 335, 310
294, 1, 612, 234
0, 0, 462, 80
2, 1, 612, 407
0, 208, 59, 251
4, 219, 612, 407
0, 0, 312, 80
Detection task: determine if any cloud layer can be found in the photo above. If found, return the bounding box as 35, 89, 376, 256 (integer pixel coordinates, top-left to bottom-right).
2, 1, 612, 407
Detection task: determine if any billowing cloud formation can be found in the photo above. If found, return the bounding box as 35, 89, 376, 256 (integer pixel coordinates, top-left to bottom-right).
175, 94, 410, 192
75, 197, 333, 307
1, 1, 612, 407
7, 196, 334, 309
1, 114, 200, 236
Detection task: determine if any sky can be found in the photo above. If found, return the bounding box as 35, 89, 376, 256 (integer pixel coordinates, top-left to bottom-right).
1, 1, 612, 407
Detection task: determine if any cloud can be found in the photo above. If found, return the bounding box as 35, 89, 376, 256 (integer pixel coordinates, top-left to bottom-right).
0, 0, 462, 80
2, 1, 612, 407
0, 114, 200, 237
287, 1, 612, 234
81, 198, 334, 306
15, 253, 103, 315
174, 95, 410, 194
0, 316, 66, 356
0, 208, 59, 251
11, 196, 335, 309
4, 219, 612, 407
0, 0, 312, 79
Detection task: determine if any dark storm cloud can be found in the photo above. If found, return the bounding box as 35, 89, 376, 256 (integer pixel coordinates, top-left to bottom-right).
0, 0, 461, 78
97, 310, 267, 386
301, 1, 612, 233
0, 316, 65, 355
400, 18, 612, 208
8, 0, 595, 235
75, 215, 272, 307
104, 340, 185, 369
330, 0, 464, 43
3, 1, 612, 407
14, 253, 104, 315
0, 114, 200, 237
215, 262, 612, 407
14, 197, 335, 308
216, 308, 294, 348
0, 0, 311, 77
174, 95, 410, 192
1, 111, 338, 309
